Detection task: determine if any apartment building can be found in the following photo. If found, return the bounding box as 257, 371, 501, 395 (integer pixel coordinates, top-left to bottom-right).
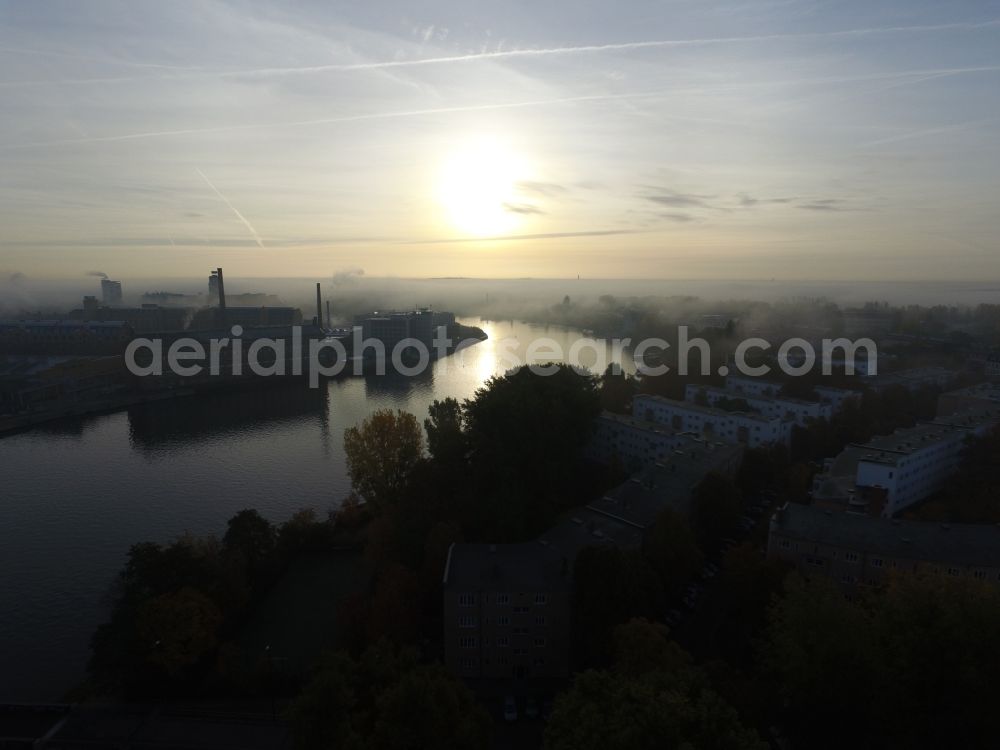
768, 503, 1000, 592
586, 411, 695, 472
685, 383, 832, 427
862, 366, 958, 393
937, 381, 1000, 417
633, 393, 792, 448
810, 407, 999, 516
442, 542, 571, 683
443, 434, 743, 686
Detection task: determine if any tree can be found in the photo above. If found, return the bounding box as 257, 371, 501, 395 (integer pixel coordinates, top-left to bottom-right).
572, 546, 665, 666
344, 409, 424, 511
462, 364, 601, 535
545, 623, 766, 750
137, 587, 223, 676
599, 363, 636, 414
691, 472, 742, 553
643, 509, 703, 596
423, 398, 466, 466
289, 641, 489, 750
224, 509, 277, 587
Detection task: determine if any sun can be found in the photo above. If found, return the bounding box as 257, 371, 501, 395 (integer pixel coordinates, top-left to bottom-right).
436, 136, 529, 237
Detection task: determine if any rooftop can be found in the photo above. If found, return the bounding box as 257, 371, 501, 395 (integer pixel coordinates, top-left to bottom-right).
634, 393, 780, 424
772, 503, 1000, 569
443, 542, 571, 591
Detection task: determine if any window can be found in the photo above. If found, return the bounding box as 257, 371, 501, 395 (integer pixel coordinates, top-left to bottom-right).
497, 615, 510, 626
496, 636, 510, 648
496, 593, 510, 605
513, 627, 528, 635
844, 552, 859, 563
514, 648, 527, 656
973, 570, 987, 580
534, 593, 548, 605
498, 655, 510, 666
947, 567, 961, 577
534, 637, 546, 648
460, 658, 476, 669
458, 593, 476, 607
458, 615, 477, 629
532, 658, 546, 668
871, 558, 883, 568
535, 615, 547, 626
459, 636, 477, 649
514, 606, 529, 614
780, 540, 791, 550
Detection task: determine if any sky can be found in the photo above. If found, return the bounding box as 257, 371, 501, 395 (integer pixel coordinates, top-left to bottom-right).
1, 0, 999, 283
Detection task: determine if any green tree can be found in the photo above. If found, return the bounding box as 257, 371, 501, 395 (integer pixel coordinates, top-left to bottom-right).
344, 409, 424, 511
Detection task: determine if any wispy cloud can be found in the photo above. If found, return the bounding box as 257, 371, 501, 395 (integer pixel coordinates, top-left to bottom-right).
3, 18, 997, 88
196, 169, 264, 248
503, 202, 545, 215
859, 120, 982, 147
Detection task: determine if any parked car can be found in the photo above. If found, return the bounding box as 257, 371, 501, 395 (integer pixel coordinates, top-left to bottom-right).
525, 696, 540, 719
504, 696, 518, 722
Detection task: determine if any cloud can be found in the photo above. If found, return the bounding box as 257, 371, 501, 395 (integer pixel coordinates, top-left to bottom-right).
737, 193, 794, 207
516, 180, 569, 197
796, 199, 858, 212
642, 189, 715, 209
503, 202, 545, 215
405, 229, 643, 244
8, 18, 998, 87
86, 270, 109, 279
660, 212, 695, 222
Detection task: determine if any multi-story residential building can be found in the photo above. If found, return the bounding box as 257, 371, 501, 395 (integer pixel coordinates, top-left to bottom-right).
862, 366, 958, 393
633, 393, 792, 448
768, 502, 1000, 592
443, 542, 572, 684
685, 383, 832, 427
810, 408, 999, 517
723, 375, 782, 399
813, 384, 861, 411
443, 434, 743, 687
586, 411, 695, 472
937, 382, 1000, 417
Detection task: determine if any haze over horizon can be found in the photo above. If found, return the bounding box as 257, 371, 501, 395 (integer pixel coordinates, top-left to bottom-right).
2, 1, 999, 282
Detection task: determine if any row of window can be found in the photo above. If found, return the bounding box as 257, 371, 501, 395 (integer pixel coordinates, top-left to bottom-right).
781, 540, 1000, 580
457, 593, 548, 607
459, 657, 547, 670
458, 637, 548, 648
458, 614, 548, 628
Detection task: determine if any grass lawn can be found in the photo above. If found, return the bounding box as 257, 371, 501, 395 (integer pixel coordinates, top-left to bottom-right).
236, 551, 371, 674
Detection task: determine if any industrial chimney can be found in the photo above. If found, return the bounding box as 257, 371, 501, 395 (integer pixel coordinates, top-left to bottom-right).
315, 282, 322, 327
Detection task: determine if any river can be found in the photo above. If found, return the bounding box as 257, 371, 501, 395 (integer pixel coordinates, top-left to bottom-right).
0, 319, 630, 701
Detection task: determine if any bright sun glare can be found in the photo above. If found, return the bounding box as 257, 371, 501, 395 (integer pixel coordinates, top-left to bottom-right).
437, 136, 529, 237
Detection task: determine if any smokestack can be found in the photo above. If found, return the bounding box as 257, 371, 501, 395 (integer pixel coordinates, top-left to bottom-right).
326, 300, 331, 329
215, 267, 227, 326
316, 282, 322, 327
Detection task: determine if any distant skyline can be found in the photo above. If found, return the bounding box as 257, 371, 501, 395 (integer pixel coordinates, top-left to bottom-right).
1, 0, 999, 281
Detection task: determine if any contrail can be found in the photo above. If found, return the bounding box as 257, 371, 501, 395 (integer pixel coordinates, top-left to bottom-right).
1, 93, 649, 149
2, 18, 997, 88
196, 169, 265, 248
860, 121, 982, 147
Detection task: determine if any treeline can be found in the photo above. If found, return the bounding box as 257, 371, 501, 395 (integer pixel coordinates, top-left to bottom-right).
85, 508, 341, 698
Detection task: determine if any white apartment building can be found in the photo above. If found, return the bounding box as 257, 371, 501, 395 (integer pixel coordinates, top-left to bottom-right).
633, 393, 792, 448
724, 375, 782, 399
812, 408, 999, 517
686, 384, 832, 427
